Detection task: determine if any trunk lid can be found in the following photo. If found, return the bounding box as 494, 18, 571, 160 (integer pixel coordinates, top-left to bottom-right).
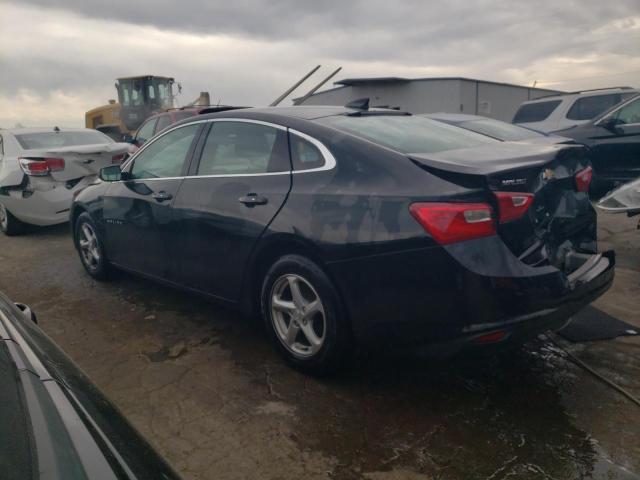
22, 143, 131, 182
410, 143, 596, 273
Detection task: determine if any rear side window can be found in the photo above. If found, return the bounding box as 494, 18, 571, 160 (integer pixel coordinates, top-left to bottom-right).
155, 114, 173, 133
135, 119, 157, 143
513, 100, 562, 123
196, 122, 289, 175
566, 94, 624, 120
130, 124, 199, 179
290, 134, 325, 171
317, 115, 495, 154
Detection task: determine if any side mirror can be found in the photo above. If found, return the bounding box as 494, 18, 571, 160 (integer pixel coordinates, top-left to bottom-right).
99, 165, 122, 182
122, 134, 137, 145
598, 116, 622, 133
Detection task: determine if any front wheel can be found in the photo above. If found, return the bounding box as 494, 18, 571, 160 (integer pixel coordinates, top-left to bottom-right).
74, 212, 111, 280
261, 254, 352, 375
0, 203, 25, 236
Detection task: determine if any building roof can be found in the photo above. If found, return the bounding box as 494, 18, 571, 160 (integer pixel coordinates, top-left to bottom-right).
334, 76, 563, 92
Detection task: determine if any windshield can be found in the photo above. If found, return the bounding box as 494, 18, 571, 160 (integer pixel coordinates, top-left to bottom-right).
15, 131, 113, 150
316, 114, 496, 154
459, 118, 545, 141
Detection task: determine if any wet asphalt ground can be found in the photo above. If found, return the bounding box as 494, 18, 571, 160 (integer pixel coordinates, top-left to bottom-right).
0, 211, 638, 480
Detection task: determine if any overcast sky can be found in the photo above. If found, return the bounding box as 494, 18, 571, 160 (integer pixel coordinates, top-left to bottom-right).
1, 0, 639, 128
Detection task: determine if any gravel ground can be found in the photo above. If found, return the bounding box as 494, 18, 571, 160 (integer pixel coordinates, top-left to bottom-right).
0, 210, 638, 480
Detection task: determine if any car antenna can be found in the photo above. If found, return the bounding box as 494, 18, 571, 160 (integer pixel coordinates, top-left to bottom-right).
345, 98, 370, 110
53, 126, 60, 132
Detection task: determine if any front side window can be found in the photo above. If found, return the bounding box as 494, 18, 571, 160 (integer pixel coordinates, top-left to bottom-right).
608, 97, 640, 126
130, 124, 199, 179
135, 119, 157, 143
566, 94, 624, 121
513, 100, 562, 123
196, 122, 289, 175
316, 115, 495, 155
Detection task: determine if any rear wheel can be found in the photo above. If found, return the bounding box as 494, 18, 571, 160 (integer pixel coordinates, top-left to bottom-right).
0, 203, 24, 236
75, 212, 111, 280
261, 254, 352, 375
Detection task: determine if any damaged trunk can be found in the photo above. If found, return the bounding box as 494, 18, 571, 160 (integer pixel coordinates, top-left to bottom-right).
410, 143, 596, 274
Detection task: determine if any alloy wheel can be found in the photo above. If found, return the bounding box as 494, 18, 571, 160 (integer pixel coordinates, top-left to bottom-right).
78, 223, 101, 269
270, 274, 326, 358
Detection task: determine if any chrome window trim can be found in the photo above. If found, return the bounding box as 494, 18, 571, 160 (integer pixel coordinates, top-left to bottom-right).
288, 128, 337, 173
117, 117, 337, 182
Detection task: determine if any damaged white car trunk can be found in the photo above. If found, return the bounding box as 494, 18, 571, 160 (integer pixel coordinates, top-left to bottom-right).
0, 128, 131, 235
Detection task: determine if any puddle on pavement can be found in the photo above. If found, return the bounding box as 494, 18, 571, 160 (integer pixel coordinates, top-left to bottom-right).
224, 334, 638, 480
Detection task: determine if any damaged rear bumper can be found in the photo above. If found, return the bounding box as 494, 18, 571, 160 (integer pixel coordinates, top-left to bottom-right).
0, 176, 95, 226
328, 236, 615, 352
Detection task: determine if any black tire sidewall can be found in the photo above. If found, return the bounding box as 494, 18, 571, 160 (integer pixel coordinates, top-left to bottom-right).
0, 203, 23, 236
75, 212, 109, 279
261, 254, 351, 375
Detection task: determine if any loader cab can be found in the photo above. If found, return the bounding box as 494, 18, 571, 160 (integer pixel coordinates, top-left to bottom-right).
116, 76, 175, 132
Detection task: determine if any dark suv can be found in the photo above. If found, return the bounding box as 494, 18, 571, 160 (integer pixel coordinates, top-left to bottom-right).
554, 93, 640, 193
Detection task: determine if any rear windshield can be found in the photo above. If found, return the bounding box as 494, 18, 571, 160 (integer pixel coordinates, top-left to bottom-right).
316, 115, 496, 154
513, 100, 561, 123
15, 131, 113, 150
459, 118, 545, 141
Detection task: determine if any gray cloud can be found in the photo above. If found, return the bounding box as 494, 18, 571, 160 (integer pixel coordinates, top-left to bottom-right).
1, 0, 639, 127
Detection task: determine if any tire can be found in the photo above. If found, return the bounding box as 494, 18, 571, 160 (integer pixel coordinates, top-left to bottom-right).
74, 212, 111, 280
0, 203, 25, 236
261, 254, 352, 375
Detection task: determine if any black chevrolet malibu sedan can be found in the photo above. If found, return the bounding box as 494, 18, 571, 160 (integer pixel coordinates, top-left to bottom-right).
70, 106, 614, 374
0, 291, 180, 480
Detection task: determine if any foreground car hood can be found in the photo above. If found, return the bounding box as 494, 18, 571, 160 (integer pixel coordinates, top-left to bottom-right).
409, 143, 581, 176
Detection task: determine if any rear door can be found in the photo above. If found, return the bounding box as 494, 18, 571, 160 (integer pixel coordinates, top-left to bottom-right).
171, 119, 292, 301
103, 123, 202, 279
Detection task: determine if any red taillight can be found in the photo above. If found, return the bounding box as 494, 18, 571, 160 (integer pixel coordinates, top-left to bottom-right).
494, 192, 534, 223
409, 202, 496, 245
575, 166, 593, 192
112, 153, 125, 164
475, 330, 508, 344
19, 157, 65, 176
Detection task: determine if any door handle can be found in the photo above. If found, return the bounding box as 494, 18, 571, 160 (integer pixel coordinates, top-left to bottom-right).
238, 193, 268, 207
151, 191, 173, 202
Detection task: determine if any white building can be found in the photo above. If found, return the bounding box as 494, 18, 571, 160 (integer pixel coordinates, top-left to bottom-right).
294, 77, 563, 122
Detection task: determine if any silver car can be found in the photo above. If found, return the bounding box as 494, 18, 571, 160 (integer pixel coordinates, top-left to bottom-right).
0, 127, 131, 235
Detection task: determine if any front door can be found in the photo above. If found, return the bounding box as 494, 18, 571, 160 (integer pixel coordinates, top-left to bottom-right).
171, 120, 292, 301
590, 96, 640, 183
103, 123, 201, 280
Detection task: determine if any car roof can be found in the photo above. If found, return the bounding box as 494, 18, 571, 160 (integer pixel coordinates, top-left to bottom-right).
184, 105, 405, 123
1, 127, 98, 135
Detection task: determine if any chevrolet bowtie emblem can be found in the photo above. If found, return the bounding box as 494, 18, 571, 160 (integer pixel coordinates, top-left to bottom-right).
542, 168, 555, 181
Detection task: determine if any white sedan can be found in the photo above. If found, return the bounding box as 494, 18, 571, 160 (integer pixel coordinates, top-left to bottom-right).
0, 127, 132, 235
